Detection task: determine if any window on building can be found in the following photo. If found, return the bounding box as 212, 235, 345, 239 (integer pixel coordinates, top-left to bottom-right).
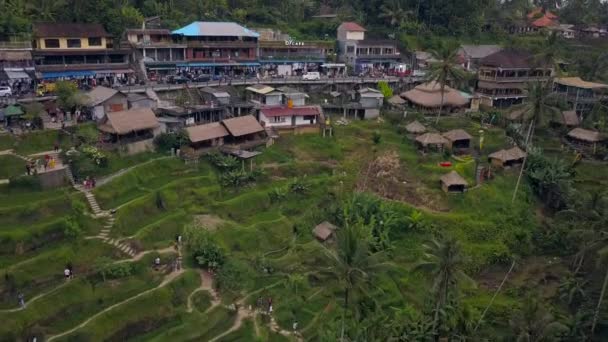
88, 37, 102, 46
67, 39, 81, 48
272, 116, 286, 123
346, 46, 354, 54
44, 39, 60, 48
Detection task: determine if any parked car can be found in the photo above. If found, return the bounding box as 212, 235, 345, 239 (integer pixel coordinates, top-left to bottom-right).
0, 86, 12, 97
302, 72, 321, 81
168, 75, 189, 84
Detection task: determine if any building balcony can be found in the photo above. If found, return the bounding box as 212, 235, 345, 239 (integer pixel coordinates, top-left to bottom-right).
355, 53, 401, 60
185, 56, 257, 62
259, 54, 326, 61
478, 74, 551, 83
185, 41, 257, 49
0, 41, 32, 49
133, 42, 187, 49
554, 92, 601, 103
36, 62, 130, 72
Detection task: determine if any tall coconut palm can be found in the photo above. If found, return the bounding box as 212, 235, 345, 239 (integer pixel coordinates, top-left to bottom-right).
534, 31, 563, 75
424, 45, 466, 124
322, 223, 391, 341
378, 0, 412, 27
510, 82, 561, 204
415, 236, 475, 336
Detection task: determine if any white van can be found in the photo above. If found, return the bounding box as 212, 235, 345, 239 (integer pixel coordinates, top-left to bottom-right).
302, 72, 321, 81
0, 86, 12, 97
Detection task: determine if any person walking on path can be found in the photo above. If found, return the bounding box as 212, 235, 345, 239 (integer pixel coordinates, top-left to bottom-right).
18, 293, 25, 308
25, 163, 31, 175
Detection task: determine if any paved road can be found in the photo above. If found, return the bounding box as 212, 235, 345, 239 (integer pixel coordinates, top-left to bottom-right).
8, 76, 423, 103
116, 75, 423, 94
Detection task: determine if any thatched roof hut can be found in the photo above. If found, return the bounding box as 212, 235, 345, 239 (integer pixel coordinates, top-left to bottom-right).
567, 128, 604, 143
442, 129, 473, 149
415, 132, 448, 150
440, 171, 468, 193
488, 146, 527, 168
401, 82, 469, 110
552, 110, 580, 127
405, 120, 426, 134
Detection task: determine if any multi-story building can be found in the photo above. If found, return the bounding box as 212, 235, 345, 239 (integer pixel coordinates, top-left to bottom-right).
255, 28, 334, 76
336, 22, 401, 74
32, 23, 132, 83
476, 50, 553, 108
171, 21, 259, 76
0, 41, 34, 92
554, 77, 608, 117
125, 28, 186, 75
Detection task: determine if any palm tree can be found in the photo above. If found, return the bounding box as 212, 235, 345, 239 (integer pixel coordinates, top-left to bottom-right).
510, 82, 561, 204
509, 297, 567, 341
415, 236, 475, 336
424, 45, 466, 124
378, 0, 411, 27
322, 223, 391, 341
534, 31, 563, 75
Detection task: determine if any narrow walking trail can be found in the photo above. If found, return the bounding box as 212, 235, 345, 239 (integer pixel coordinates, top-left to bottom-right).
46, 269, 185, 342
186, 271, 221, 313
0, 281, 71, 313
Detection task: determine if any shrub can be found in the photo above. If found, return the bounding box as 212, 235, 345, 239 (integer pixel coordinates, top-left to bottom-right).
208, 152, 240, 171
215, 259, 251, 293
183, 224, 225, 270
372, 130, 382, 145
154, 131, 188, 152
377, 81, 393, 98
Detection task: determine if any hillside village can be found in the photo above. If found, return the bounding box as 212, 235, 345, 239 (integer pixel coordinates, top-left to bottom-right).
0, 3, 608, 341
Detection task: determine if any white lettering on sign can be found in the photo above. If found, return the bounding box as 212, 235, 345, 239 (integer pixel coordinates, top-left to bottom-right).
285, 39, 305, 46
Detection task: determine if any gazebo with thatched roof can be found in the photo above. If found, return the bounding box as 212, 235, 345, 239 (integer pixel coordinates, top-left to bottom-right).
405, 120, 426, 134
415, 132, 448, 151
488, 146, 527, 168
567, 128, 605, 153
442, 129, 473, 150
440, 171, 468, 193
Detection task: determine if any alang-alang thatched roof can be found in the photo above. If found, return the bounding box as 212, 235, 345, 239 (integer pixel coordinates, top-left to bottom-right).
401, 82, 469, 108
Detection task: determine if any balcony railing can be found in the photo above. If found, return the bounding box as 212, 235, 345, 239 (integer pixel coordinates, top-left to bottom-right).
0, 41, 32, 49
478, 75, 551, 82
185, 41, 257, 48
186, 57, 256, 62
355, 53, 401, 60
36, 63, 130, 72
133, 41, 187, 48
259, 54, 326, 61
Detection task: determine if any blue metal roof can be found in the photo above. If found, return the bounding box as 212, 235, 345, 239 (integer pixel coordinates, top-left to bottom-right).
172, 22, 259, 38
42, 70, 95, 79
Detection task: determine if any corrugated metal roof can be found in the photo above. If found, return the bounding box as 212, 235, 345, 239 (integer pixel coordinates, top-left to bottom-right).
172, 22, 259, 37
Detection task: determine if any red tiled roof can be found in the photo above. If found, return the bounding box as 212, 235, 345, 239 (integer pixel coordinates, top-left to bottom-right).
261, 106, 321, 117
532, 16, 558, 28
339, 22, 366, 32
527, 7, 558, 20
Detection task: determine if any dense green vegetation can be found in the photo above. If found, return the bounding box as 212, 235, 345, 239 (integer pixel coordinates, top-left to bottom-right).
1, 110, 607, 340
1, 0, 607, 47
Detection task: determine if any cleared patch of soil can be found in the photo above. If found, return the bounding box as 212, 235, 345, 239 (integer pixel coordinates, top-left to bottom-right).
193, 215, 226, 232
357, 151, 449, 212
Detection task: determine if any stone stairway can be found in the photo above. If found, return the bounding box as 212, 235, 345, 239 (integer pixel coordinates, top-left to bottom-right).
69, 166, 136, 257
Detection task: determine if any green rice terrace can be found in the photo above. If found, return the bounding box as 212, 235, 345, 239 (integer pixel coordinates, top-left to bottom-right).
0, 115, 607, 341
